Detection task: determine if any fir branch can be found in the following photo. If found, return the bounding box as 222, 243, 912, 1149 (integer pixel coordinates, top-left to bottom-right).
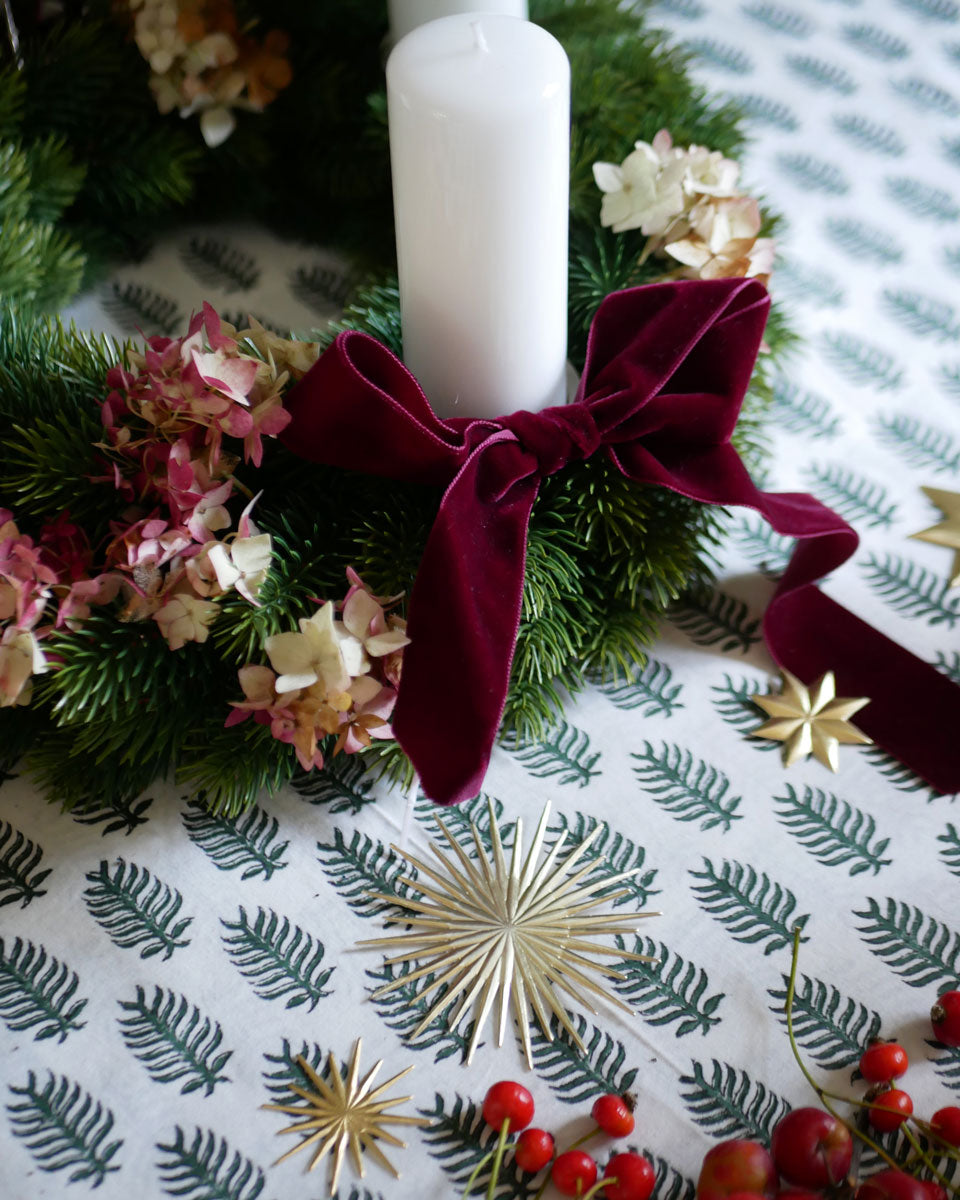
934, 651, 960, 684
824, 216, 903, 265
770, 376, 842, 439
70, 793, 154, 837
316, 828, 415, 918
885, 176, 960, 223
841, 23, 909, 61
731, 515, 793, 577
504, 720, 602, 787
832, 114, 905, 157
290, 261, 354, 312
710, 673, 779, 747
881, 288, 960, 340
102, 280, 182, 336
415, 793, 510, 861
418, 1092, 536, 1198
820, 332, 904, 391
180, 236, 260, 293
0, 936, 88, 1042
862, 745, 938, 797
261, 1038, 326, 1101
633, 742, 743, 831
873, 413, 960, 473
366, 961, 477, 1064
546, 810, 660, 907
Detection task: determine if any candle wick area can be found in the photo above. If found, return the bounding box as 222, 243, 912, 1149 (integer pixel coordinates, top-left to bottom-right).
470, 20, 490, 53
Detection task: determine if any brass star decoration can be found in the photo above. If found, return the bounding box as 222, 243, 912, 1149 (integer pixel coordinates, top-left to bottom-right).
359, 800, 659, 1068
262, 1039, 429, 1196
911, 486, 960, 588
751, 669, 872, 771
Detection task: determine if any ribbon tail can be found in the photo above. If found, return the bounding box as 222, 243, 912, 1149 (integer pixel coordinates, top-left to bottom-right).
392, 446, 539, 805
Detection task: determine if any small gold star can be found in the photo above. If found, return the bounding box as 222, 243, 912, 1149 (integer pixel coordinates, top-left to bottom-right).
262, 1039, 429, 1196
751, 669, 871, 771
911, 486, 960, 588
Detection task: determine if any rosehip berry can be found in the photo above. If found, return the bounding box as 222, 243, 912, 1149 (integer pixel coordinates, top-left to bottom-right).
697, 1139, 779, 1200
771, 1107, 853, 1188
857, 1170, 929, 1200
917, 1183, 947, 1200
592, 1093, 636, 1137
552, 1149, 598, 1196
867, 1088, 913, 1133
931, 1105, 960, 1147
859, 1041, 909, 1083
931, 989, 960, 1047
513, 1127, 554, 1174
481, 1080, 534, 1132
604, 1152, 656, 1200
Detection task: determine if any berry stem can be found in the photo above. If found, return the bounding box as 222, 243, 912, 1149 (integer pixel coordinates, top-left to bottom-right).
581, 1180, 617, 1200
462, 1147, 496, 1198
899, 1122, 960, 1197
486, 1119, 512, 1200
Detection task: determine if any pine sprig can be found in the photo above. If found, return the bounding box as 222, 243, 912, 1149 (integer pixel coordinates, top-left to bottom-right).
710, 674, 779, 746
800, 463, 898, 528
546, 811, 660, 907
873, 414, 960, 474
117, 985, 233, 1095
0, 936, 88, 1042
633, 742, 743, 831
689, 858, 811, 954
679, 1059, 790, 1140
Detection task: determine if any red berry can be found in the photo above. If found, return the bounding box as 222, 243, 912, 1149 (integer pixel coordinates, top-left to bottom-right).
777, 1191, 826, 1200
697, 1139, 779, 1200
857, 1170, 929, 1200
604, 1153, 656, 1200
931, 990, 960, 1047
868, 1089, 913, 1133
481, 1080, 534, 1132
514, 1127, 554, 1174
592, 1093, 636, 1137
552, 1150, 598, 1196
859, 1042, 909, 1083
931, 1105, 960, 1147
917, 1184, 947, 1200
771, 1108, 853, 1188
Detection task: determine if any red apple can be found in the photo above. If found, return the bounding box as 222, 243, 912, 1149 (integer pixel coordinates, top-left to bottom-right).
697, 1140, 778, 1200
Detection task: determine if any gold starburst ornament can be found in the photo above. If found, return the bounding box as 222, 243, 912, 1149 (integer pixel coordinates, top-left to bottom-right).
360, 800, 658, 1068
911, 486, 960, 588
263, 1039, 429, 1196
751, 669, 871, 770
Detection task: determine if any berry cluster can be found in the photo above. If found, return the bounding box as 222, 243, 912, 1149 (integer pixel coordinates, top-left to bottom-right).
473, 1081, 654, 1199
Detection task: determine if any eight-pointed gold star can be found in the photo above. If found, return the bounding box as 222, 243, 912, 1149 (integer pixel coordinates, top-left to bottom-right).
911, 486, 960, 588
359, 800, 658, 1069
262, 1039, 428, 1196
751, 669, 872, 771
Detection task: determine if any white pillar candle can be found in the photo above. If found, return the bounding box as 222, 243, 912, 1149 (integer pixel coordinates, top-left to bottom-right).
386, 14, 569, 420
388, 0, 528, 45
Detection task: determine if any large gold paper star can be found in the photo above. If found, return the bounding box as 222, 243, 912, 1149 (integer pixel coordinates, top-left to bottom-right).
262, 1039, 428, 1196
359, 801, 658, 1068
911, 486, 960, 588
751, 669, 871, 771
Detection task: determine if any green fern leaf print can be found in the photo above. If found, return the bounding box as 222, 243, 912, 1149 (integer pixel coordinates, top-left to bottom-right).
938, 824, 960, 878
840, 23, 910, 61
689, 859, 811, 954
71, 794, 154, 836
0, 819, 51, 908
366, 961, 477, 1063
182, 800, 289, 881
290, 262, 354, 312
710, 675, 778, 749
776, 154, 849, 194
897, 0, 958, 20
414, 792, 509, 858
117, 985, 233, 1095
862, 745, 938, 796
824, 217, 903, 265
642, 1151, 696, 1200
855, 898, 960, 988
418, 1092, 537, 1197
681, 38, 755, 73
654, 0, 705, 17
103, 281, 181, 335
768, 973, 881, 1068
770, 377, 842, 439
873, 414, 960, 473
938, 363, 960, 398
220, 905, 333, 1009
591, 656, 685, 716
316, 828, 415, 917
531, 1014, 639, 1103
925, 1041, 960, 1094
546, 810, 660, 907
83, 859, 192, 959
728, 93, 799, 131
611, 935, 725, 1036
881, 288, 960, 340
820, 333, 904, 390
680, 1059, 790, 1139
0, 936, 87, 1042
741, 3, 813, 36
775, 259, 846, 307
784, 54, 857, 94
633, 743, 743, 831
892, 76, 960, 116
832, 114, 905, 156
731, 516, 793, 577
885, 176, 960, 222
179, 236, 260, 292
773, 785, 893, 876
861, 554, 960, 627
7, 1070, 122, 1186
669, 587, 761, 652
505, 721, 602, 786
934, 651, 960, 684
156, 1127, 265, 1200
291, 754, 376, 813
800, 463, 898, 528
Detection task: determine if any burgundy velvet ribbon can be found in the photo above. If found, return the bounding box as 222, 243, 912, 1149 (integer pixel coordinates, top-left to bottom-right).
280, 278, 960, 803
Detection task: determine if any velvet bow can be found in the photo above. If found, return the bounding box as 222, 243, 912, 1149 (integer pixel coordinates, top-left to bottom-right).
281, 278, 960, 803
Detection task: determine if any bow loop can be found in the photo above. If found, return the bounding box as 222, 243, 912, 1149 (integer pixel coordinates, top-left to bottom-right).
500, 404, 601, 478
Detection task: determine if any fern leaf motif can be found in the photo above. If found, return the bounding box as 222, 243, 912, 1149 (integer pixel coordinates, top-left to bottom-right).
155, 1127, 265, 1200
0, 818, 51, 907
546, 810, 660, 907
0, 936, 87, 1042
633, 743, 743, 831
861, 554, 960, 627
290, 262, 354, 312
770, 377, 842, 439
612, 935, 724, 1036
768, 972, 881, 1069
291, 755, 376, 813
366, 961, 476, 1063
261, 1038, 327, 1100
220, 905, 333, 1009
873, 414, 960, 473
71, 794, 154, 836
892, 76, 960, 116
840, 23, 910, 61
591, 657, 685, 716
800, 463, 898, 528
785, 54, 857, 94
926, 1041, 960, 1094
824, 216, 903, 265
689, 858, 811, 954
82, 858, 192, 959
885, 176, 960, 222
505, 720, 602, 786
103, 281, 182, 336
833, 114, 905, 156
934, 651, 960, 684
881, 288, 960, 340
651, 0, 706, 17
179, 236, 260, 292
117, 985, 233, 1095
820, 332, 904, 390
863, 745, 938, 796
418, 1092, 537, 1197
531, 1014, 639, 1103
855, 898, 960, 988
741, 3, 813, 36
681, 38, 755, 74
642, 1151, 696, 1200
182, 800, 289, 881
775, 259, 846, 308
414, 792, 508, 859
938, 363, 960, 398
939, 824, 960, 879
7, 1070, 122, 1186
731, 515, 794, 577
773, 785, 893, 876
895, 0, 958, 20
728, 93, 799, 131
710, 675, 778, 749
316, 828, 415, 917
680, 1059, 790, 1139
669, 586, 760, 652
776, 153, 849, 194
